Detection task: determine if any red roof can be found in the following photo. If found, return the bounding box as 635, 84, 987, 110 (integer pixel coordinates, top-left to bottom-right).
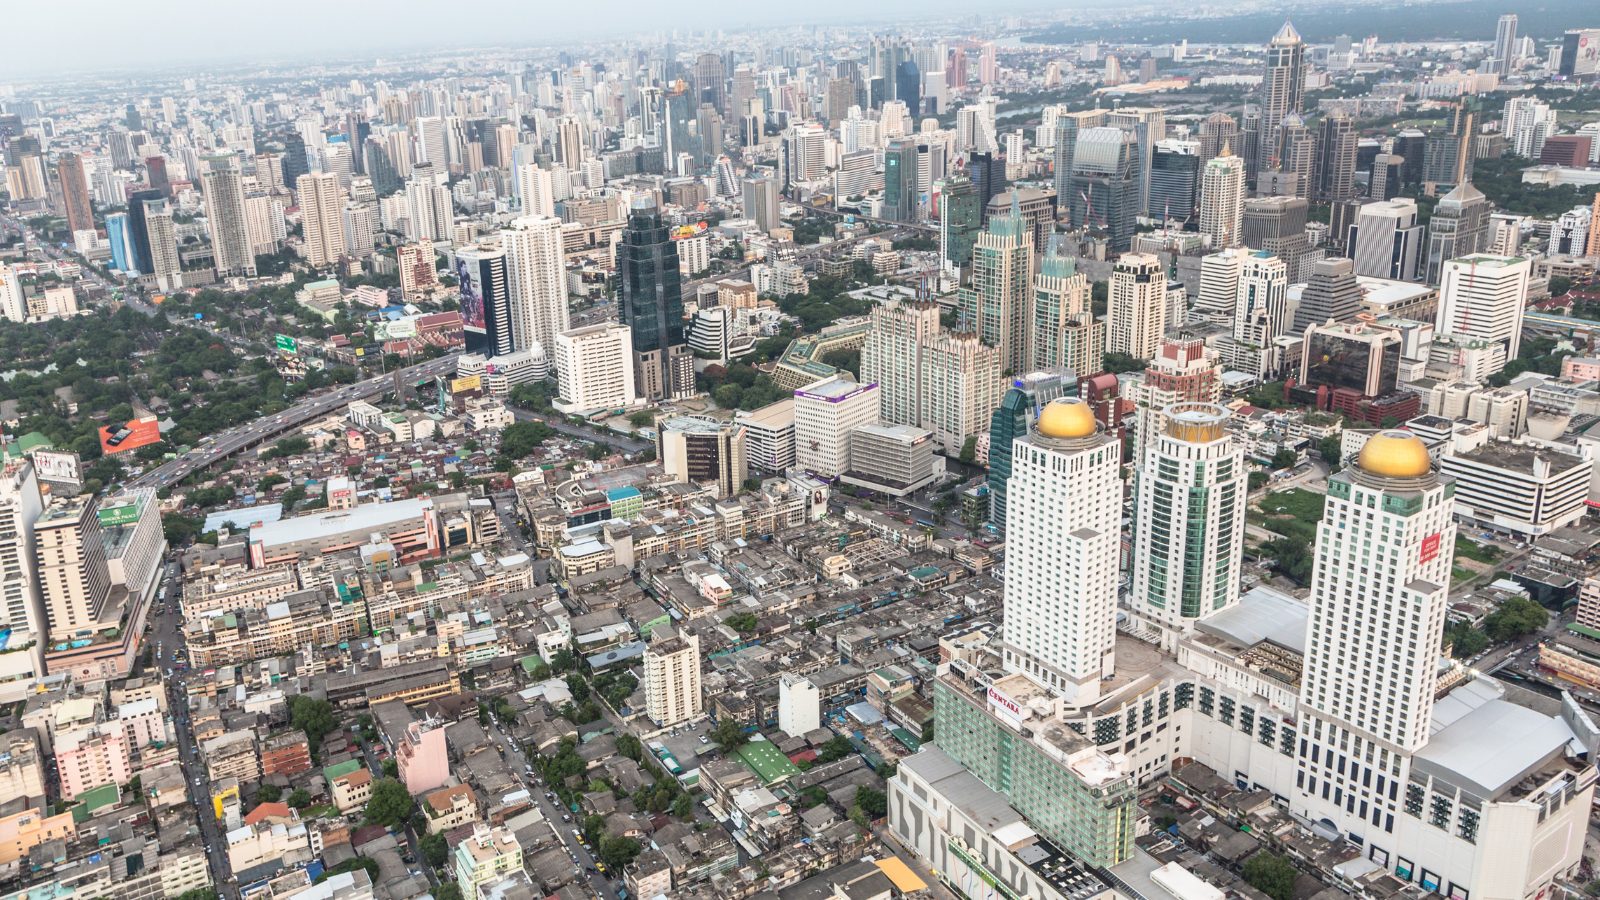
243, 801, 291, 826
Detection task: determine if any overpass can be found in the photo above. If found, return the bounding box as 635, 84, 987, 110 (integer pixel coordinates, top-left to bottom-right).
127, 353, 460, 490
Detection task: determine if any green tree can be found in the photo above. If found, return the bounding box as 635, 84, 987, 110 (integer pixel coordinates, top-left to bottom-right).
500, 420, 555, 460
1243, 852, 1298, 900
434, 885, 463, 900
1270, 448, 1298, 470
288, 788, 312, 809
1549, 275, 1573, 298
710, 717, 747, 751
288, 697, 335, 746
364, 777, 414, 828
1101, 352, 1146, 374
420, 832, 449, 868
628, 410, 655, 428
1444, 622, 1490, 658
598, 834, 642, 869
853, 785, 887, 818
1316, 435, 1344, 470
382, 757, 399, 778
818, 735, 856, 763
257, 784, 282, 803
959, 435, 978, 465
725, 612, 759, 633
1483, 596, 1548, 643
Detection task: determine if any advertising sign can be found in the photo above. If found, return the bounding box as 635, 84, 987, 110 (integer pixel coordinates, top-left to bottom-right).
97, 502, 141, 527
456, 257, 484, 331
31, 449, 81, 485
449, 374, 482, 394
1420, 533, 1441, 564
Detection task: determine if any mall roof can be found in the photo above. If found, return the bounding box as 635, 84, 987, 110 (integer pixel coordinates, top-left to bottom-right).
249, 498, 434, 547
1194, 586, 1308, 654
1414, 690, 1577, 798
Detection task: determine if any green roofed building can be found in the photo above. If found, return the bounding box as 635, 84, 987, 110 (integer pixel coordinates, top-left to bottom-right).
736, 737, 802, 785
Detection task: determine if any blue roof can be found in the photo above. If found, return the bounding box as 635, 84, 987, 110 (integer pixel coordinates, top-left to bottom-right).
606, 486, 643, 501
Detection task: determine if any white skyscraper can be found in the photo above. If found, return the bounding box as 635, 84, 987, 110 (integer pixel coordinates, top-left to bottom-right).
643, 626, 703, 728
1349, 199, 1424, 282
1232, 250, 1289, 348
501, 215, 569, 360
414, 116, 448, 168
1493, 14, 1520, 75
553, 323, 638, 414
1198, 147, 1245, 249
1002, 398, 1121, 704
1106, 253, 1167, 360
405, 175, 452, 243
1192, 247, 1247, 325
1502, 97, 1554, 159
516, 164, 555, 218
793, 376, 880, 479
1296, 431, 1455, 837
0, 264, 23, 323
200, 156, 257, 278
0, 461, 46, 671
296, 172, 346, 269
1434, 254, 1531, 374
1131, 404, 1247, 645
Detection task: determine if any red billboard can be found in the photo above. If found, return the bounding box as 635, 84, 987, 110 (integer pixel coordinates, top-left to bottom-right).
99, 416, 162, 455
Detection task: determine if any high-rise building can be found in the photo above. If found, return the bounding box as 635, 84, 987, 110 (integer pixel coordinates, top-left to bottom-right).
883, 139, 920, 223
1148, 140, 1201, 224
455, 244, 514, 358
1590, 194, 1600, 261
1192, 247, 1247, 324
858, 301, 1003, 455
692, 53, 726, 115
106, 213, 133, 274
1260, 22, 1307, 176
794, 376, 880, 479
1107, 253, 1167, 360
958, 198, 1034, 373
142, 200, 182, 290
1315, 109, 1359, 202
1002, 398, 1121, 703
552, 324, 638, 414
1502, 97, 1554, 159
1293, 257, 1366, 332
1051, 110, 1106, 203
1243, 195, 1312, 280
296, 172, 345, 269
895, 60, 922, 117
515, 164, 555, 218
1233, 250, 1290, 352
35, 497, 111, 639
644, 625, 703, 728
501, 215, 568, 360
55, 153, 94, 236
657, 417, 747, 498
938, 175, 982, 275
1066, 127, 1139, 251
405, 169, 453, 243
742, 175, 779, 233
618, 199, 691, 401
0, 263, 23, 323
863, 301, 941, 431
1131, 403, 1246, 644
1029, 252, 1102, 377
1130, 336, 1223, 454
1423, 183, 1490, 284
1295, 431, 1454, 835
0, 461, 46, 682
1198, 146, 1245, 249
1493, 14, 1520, 75
1435, 254, 1531, 374
200, 156, 256, 278
1197, 112, 1239, 163
983, 188, 1057, 258
1348, 199, 1424, 282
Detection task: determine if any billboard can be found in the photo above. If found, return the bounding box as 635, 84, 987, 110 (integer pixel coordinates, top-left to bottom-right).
449, 374, 483, 394
275, 334, 298, 354
32, 449, 81, 485
99, 416, 162, 455
97, 502, 142, 527
456, 256, 485, 332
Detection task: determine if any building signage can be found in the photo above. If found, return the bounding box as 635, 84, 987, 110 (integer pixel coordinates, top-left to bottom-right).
987, 685, 1023, 724
32, 449, 81, 485
1420, 533, 1441, 564
97, 502, 141, 527
274, 334, 298, 354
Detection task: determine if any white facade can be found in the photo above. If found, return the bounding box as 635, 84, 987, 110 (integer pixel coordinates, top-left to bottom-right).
1198, 151, 1245, 250
793, 376, 880, 479
643, 628, 702, 727
0, 264, 23, 323
777, 675, 820, 737
1233, 251, 1290, 351
1002, 400, 1122, 704
1440, 442, 1591, 537
1106, 253, 1167, 360
735, 399, 796, 473
297, 171, 346, 268
552, 324, 637, 413
502, 215, 569, 360
1434, 254, 1531, 370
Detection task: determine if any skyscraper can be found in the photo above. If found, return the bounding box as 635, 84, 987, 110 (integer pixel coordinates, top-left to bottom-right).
1131, 403, 1246, 645
1197, 112, 1238, 163
0, 461, 46, 689
958, 197, 1033, 373
142, 199, 182, 290
1423, 182, 1491, 284
895, 60, 922, 117
124, 189, 164, 276
1315, 109, 1358, 202
456, 244, 514, 357
1348, 199, 1424, 281
1493, 14, 1519, 75
1107, 253, 1167, 360
502, 215, 569, 360
516, 164, 555, 218
1029, 252, 1102, 377
692, 52, 726, 115
882, 138, 920, 223
1259, 22, 1307, 177
742, 175, 779, 233
618, 199, 691, 401
1002, 398, 1121, 703
1435, 254, 1531, 372
106, 213, 133, 274
1243, 196, 1312, 281
200, 155, 257, 278
1051, 110, 1106, 203
1198, 146, 1245, 249
1293, 258, 1365, 332
863, 300, 941, 429
296, 172, 345, 269
35, 497, 111, 638
55, 153, 94, 235
1148, 141, 1201, 224
1233, 250, 1289, 352
1066, 127, 1139, 251
1296, 431, 1455, 834
938, 175, 982, 275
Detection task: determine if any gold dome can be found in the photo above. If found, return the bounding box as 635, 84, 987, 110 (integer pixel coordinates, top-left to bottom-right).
1357, 430, 1431, 478
1037, 399, 1098, 439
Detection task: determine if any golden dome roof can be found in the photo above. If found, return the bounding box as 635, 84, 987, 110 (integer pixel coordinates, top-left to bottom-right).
1037, 399, 1098, 439
1357, 430, 1431, 478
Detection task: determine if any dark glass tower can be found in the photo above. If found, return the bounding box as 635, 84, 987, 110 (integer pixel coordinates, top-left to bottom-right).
125, 189, 164, 276
895, 60, 922, 117
987, 385, 1031, 529
619, 199, 689, 401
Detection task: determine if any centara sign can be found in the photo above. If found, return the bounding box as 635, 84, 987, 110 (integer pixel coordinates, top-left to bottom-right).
987, 685, 1023, 722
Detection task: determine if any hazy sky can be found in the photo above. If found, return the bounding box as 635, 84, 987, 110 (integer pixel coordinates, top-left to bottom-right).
2, 0, 1038, 79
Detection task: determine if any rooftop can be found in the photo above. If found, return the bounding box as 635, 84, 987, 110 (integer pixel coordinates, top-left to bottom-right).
249, 497, 434, 548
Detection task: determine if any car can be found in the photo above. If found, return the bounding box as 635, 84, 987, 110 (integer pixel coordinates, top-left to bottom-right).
562, 814, 571, 822
699, 735, 709, 745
